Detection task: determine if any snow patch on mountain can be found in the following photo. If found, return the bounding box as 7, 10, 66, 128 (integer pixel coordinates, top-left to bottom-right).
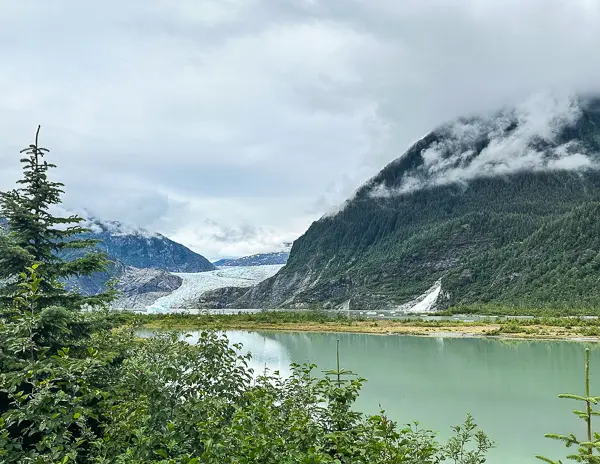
148, 265, 283, 311
84, 218, 160, 238
214, 251, 289, 267
214, 243, 294, 267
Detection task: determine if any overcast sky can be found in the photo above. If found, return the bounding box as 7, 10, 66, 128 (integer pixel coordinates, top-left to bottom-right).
1, 0, 599, 260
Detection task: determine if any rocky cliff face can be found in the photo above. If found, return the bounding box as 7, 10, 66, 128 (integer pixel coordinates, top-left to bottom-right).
112, 267, 183, 310
115, 267, 182, 295
66, 261, 183, 309
224, 95, 600, 311
191, 286, 249, 309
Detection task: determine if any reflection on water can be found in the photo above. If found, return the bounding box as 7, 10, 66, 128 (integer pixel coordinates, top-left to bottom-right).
138, 328, 600, 464
225, 330, 293, 378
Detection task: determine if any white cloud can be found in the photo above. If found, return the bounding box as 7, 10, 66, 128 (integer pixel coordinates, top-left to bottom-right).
549, 153, 593, 170
1, 1, 600, 257
368, 93, 597, 198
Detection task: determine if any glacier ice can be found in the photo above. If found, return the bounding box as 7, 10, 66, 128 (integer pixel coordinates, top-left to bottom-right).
145, 264, 283, 312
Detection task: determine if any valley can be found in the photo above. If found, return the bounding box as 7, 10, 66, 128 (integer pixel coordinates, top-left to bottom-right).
50, 97, 600, 320
136, 310, 600, 341
5, 3, 600, 462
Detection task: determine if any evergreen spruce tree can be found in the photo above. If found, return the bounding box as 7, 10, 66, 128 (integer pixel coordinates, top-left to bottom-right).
0, 125, 114, 309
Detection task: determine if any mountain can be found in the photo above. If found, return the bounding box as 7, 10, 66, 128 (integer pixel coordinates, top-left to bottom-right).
74, 220, 215, 272
65, 219, 213, 306
223, 94, 600, 311
214, 251, 290, 267
3, 217, 214, 273
111, 266, 183, 309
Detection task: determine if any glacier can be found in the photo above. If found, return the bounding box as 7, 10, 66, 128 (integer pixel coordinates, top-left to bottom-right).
146, 264, 284, 312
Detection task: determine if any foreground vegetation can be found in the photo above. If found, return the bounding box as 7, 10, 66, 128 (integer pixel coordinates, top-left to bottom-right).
2, 285, 496, 463
445, 304, 600, 318
1, 128, 600, 462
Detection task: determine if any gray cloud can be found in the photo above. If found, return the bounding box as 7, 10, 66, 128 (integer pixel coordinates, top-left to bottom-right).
1, 0, 600, 258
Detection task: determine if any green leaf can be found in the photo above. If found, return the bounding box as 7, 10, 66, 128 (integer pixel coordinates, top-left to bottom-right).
558, 394, 587, 402
535, 455, 560, 464
155, 449, 168, 458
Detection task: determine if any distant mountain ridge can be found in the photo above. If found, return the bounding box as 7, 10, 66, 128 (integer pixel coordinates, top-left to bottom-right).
214, 251, 290, 267
2, 216, 214, 273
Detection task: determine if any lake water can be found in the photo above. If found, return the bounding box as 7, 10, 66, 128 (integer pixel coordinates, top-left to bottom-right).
142, 329, 600, 463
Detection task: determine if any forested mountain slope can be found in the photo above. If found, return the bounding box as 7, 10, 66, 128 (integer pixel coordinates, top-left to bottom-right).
230, 95, 600, 311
